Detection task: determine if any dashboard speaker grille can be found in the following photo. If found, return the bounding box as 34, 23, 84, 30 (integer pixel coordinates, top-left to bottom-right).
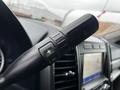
54, 48, 78, 90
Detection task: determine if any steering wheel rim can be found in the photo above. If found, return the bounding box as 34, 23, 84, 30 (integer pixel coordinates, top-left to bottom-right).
0, 48, 5, 73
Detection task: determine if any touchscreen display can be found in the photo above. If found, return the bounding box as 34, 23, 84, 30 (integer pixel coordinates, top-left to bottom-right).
83, 53, 102, 84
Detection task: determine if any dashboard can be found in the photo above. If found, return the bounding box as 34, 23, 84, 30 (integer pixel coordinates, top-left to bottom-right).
1, 1, 120, 90
38, 36, 111, 90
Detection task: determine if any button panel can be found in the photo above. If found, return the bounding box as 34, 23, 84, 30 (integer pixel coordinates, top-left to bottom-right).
84, 43, 92, 49
100, 44, 105, 49
81, 42, 106, 53
93, 44, 100, 49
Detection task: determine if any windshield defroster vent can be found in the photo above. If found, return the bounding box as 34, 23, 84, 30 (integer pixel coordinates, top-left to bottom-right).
54, 48, 78, 90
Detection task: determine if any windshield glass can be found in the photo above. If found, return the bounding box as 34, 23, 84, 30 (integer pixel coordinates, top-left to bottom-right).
3, 0, 120, 37
3, 0, 63, 26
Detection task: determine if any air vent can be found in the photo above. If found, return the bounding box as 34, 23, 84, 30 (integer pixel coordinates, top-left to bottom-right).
54, 48, 78, 90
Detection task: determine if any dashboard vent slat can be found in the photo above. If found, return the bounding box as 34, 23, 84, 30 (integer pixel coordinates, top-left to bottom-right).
56, 85, 77, 90
54, 48, 78, 90
55, 66, 76, 70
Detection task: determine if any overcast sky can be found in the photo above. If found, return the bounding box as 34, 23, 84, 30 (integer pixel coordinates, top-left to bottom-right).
40, 0, 107, 11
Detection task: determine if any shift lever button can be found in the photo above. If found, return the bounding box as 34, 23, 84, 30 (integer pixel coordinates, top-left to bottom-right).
39, 42, 56, 64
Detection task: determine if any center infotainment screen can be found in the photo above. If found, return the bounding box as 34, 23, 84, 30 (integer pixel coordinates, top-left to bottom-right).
83, 53, 103, 84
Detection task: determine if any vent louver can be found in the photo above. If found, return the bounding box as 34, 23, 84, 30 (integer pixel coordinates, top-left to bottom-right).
54, 48, 78, 90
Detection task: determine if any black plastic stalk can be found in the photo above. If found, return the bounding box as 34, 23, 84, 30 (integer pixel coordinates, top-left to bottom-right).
0, 14, 99, 89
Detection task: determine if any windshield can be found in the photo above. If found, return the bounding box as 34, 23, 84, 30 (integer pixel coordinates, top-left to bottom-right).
3, 0, 120, 37
3, 0, 63, 26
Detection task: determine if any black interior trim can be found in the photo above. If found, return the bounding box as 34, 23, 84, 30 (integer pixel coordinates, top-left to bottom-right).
0, 1, 32, 49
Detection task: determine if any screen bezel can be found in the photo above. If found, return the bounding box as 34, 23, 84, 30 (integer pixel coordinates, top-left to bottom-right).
76, 42, 107, 90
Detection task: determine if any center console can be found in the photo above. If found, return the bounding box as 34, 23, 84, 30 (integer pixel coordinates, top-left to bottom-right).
76, 36, 111, 90
39, 36, 111, 90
